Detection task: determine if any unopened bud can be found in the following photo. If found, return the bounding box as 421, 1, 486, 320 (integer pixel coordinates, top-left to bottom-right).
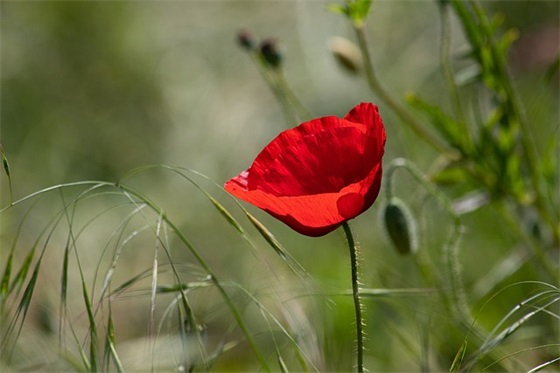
260, 38, 283, 68
237, 29, 256, 51
383, 198, 418, 255
328, 36, 363, 74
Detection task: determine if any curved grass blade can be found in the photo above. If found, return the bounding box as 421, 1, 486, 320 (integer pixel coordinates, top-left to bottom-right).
464, 282, 560, 370
245, 211, 311, 281
527, 356, 560, 373
1, 142, 13, 205
116, 182, 271, 371
224, 281, 320, 372
105, 309, 124, 373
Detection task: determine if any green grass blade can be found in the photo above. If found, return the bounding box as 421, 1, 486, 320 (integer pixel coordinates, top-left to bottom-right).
225, 281, 319, 372
207, 193, 244, 234
81, 280, 98, 372
245, 211, 311, 281
117, 182, 271, 371
0, 251, 13, 304
527, 356, 560, 373
449, 340, 467, 373
106, 306, 124, 373
1, 255, 42, 360
0, 142, 14, 205
1, 201, 39, 303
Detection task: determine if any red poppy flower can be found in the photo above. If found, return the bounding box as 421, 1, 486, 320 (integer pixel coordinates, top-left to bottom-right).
225, 102, 386, 237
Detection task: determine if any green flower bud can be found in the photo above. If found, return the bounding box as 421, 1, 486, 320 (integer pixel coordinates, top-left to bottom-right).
383, 197, 418, 255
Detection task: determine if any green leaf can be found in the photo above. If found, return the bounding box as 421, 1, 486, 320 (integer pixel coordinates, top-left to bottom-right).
406, 93, 462, 149
449, 340, 467, 373
328, 0, 372, 26
497, 28, 519, 58
326, 4, 347, 16
431, 165, 471, 186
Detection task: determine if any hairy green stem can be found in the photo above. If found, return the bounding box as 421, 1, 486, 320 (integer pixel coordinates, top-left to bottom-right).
384, 159, 471, 323
342, 222, 364, 372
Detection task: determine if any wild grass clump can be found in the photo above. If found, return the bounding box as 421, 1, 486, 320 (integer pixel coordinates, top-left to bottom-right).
1, 0, 558, 371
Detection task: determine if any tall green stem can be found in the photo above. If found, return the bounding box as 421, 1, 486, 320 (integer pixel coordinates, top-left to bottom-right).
353, 25, 456, 158
342, 222, 364, 372
438, 2, 470, 149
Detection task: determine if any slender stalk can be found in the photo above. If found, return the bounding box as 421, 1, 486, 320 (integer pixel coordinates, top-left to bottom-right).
273, 69, 313, 122
342, 222, 364, 372
116, 183, 271, 371
438, 1, 470, 151
353, 25, 457, 158
494, 200, 557, 282
247, 51, 304, 127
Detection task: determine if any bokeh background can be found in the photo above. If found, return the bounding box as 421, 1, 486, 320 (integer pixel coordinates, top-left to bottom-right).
1, 1, 558, 371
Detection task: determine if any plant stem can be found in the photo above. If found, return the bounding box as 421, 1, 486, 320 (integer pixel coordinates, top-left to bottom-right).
247, 51, 307, 127
342, 222, 364, 372
438, 1, 471, 151
117, 183, 271, 371
353, 25, 456, 158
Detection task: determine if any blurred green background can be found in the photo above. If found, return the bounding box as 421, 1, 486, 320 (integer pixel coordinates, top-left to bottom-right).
1, 1, 558, 371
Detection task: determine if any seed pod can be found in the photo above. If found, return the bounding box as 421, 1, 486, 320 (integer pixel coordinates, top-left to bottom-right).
328, 36, 363, 74
383, 197, 418, 255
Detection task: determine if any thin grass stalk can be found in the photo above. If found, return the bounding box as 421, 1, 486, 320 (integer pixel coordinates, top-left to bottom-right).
352, 24, 454, 157
0, 143, 14, 205
470, 0, 541, 201
452, 0, 558, 244
225, 281, 319, 372
116, 183, 271, 371
106, 310, 124, 373
438, 1, 470, 149
59, 190, 98, 372
149, 212, 163, 340
272, 69, 313, 122
527, 355, 560, 373
495, 200, 557, 281
458, 281, 559, 371
247, 51, 300, 127
468, 295, 560, 370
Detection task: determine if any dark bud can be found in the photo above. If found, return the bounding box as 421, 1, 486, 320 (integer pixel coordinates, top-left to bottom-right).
237, 29, 256, 51
260, 38, 283, 68
383, 198, 418, 255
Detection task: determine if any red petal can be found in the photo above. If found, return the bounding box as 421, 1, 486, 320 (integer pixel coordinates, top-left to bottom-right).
224, 102, 386, 236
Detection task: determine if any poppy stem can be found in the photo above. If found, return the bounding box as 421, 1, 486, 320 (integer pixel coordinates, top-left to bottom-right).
342, 221, 364, 372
